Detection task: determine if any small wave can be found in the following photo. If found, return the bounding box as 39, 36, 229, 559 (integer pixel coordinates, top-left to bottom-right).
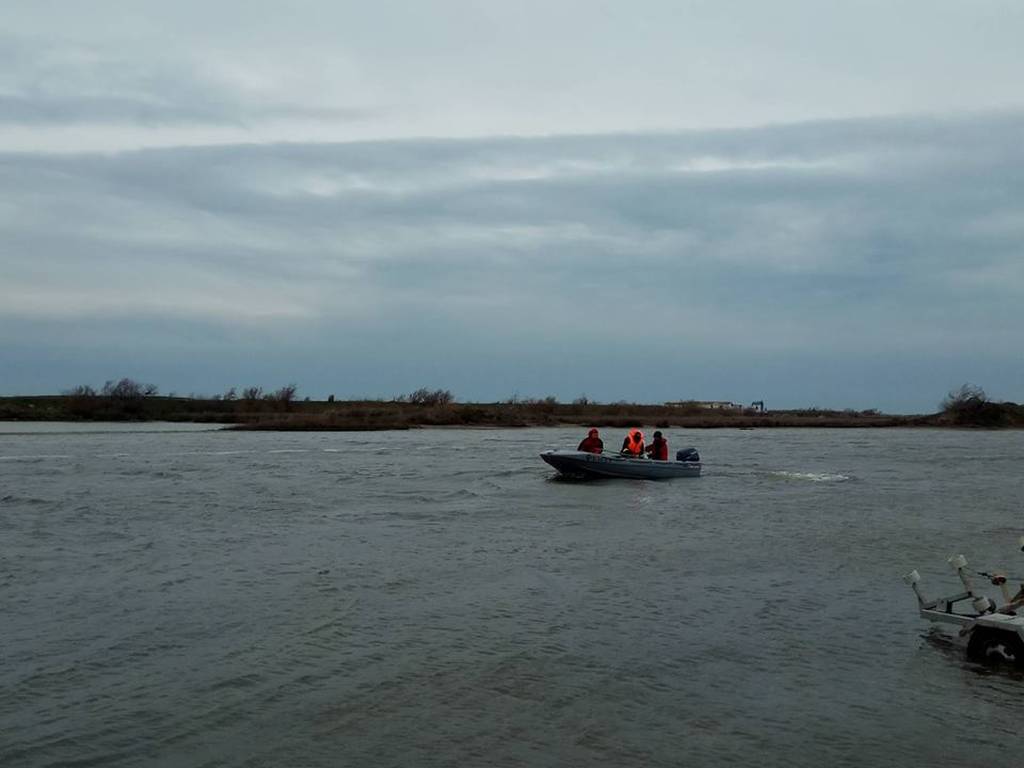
442, 488, 480, 500
204, 672, 264, 692
0, 454, 72, 461
146, 470, 184, 479
770, 470, 850, 482
1, 494, 51, 505
488, 468, 528, 478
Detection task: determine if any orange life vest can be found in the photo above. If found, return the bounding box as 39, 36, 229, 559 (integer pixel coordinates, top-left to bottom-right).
624, 429, 644, 456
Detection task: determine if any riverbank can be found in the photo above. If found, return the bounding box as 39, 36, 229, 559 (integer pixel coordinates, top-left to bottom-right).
3, 395, 1022, 429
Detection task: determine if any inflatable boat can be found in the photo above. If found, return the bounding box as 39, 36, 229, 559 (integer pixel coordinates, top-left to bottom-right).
540, 448, 701, 479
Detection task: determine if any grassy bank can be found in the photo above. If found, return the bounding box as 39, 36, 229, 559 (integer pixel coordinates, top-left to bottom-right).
3, 393, 1023, 429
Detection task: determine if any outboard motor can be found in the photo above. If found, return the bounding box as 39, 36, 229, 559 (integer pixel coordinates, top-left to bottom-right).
676, 447, 700, 463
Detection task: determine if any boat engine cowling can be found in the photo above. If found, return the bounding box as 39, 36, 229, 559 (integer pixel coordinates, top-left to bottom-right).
676, 447, 700, 463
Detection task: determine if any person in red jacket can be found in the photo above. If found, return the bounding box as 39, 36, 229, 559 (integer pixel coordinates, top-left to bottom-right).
620, 428, 644, 456
646, 431, 669, 460
577, 428, 604, 454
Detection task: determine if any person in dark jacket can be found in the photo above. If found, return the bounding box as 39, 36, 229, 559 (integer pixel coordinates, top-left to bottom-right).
577, 428, 603, 454
645, 430, 669, 460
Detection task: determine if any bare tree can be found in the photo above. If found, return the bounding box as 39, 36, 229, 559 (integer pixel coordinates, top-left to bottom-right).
407, 388, 454, 406
267, 384, 298, 405
63, 384, 97, 397
408, 387, 432, 404
62, 384, 100, 416
241, 386, 263, 401
102, 378, 145, 399
941, 383, 987, 412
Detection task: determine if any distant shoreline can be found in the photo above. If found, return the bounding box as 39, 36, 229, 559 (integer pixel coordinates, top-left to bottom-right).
3, 395, 1022, 429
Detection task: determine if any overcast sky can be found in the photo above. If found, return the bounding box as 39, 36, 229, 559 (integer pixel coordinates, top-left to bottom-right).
2, 1, 1023, 410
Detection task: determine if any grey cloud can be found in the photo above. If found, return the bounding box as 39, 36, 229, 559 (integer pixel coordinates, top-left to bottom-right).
0, 33, 370, 126
2, 112, 1023, 407
0, 93, 368, 126
3, 0, 1024, 160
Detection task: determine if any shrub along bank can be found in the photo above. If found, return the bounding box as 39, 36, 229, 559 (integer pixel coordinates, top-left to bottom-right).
2, 382, 1019, 429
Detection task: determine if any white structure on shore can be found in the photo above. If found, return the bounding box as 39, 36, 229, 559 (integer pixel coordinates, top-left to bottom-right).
665, 400, 744, 411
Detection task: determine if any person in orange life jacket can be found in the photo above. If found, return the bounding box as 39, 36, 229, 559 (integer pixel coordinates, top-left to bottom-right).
620, 428, 644, 456
577, 428, 603, 454
646, 431, 669, 461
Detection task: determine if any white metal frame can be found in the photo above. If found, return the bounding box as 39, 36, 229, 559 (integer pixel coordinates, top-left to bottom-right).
904, 541, 1024, 648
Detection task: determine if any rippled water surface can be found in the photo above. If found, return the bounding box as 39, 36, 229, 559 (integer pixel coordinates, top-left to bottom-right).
3, 424, 1023, 767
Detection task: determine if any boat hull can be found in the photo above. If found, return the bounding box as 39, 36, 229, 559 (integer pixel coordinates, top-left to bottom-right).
540, 450, 701, 479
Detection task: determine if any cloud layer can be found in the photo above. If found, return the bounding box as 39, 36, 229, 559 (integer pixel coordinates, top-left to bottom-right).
3, 112, 1022, 409
4, 1, 1024, 150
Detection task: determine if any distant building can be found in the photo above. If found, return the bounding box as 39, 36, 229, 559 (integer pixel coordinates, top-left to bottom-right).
665, 400, 744, 411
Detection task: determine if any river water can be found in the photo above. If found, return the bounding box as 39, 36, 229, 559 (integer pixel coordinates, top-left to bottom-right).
2, 424, 1023, 767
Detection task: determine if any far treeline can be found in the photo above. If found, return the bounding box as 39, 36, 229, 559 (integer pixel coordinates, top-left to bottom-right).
1, 381, 1021, 430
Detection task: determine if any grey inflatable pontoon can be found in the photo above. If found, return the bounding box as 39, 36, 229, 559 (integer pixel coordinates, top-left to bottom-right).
540, 449, 701, 479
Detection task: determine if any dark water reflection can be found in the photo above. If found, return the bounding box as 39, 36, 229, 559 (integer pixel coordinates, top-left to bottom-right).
2, 425, 1023, 767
